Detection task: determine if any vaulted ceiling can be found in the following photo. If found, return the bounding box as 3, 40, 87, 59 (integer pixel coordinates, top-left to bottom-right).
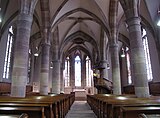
1, 0, 160, 63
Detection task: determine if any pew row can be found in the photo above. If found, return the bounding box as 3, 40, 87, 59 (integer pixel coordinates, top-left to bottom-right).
0, 93, 75, 118
0, 82, 32, 95
123, 82, 160, 95
87, 94, 160, 118
138, 113, 160, 118
0, 113, 28, 118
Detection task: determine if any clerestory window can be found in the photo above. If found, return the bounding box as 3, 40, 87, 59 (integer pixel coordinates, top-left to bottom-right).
142, 28, 153, 81
64, 57, 70, 87
3, 26, 14, 79
86, 56, 93, 86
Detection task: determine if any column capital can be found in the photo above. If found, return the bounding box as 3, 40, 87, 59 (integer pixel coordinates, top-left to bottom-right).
126, 16, 141, 26
41, 43, 51, 47
99, 60, 108, 64
52, 60, 61, 63
109, 43, 118, 48
20, 0, 38, 15
119, 0, 140, 19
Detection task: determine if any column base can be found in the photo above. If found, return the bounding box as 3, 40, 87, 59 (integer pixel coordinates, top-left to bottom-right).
135, 87, 150, 98
11, 86, 26, 97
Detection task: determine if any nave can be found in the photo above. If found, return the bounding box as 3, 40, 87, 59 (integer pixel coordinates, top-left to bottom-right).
65, 101, 97, 118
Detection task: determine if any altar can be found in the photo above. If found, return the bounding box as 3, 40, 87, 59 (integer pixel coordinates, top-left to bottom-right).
74, 89, 86, 100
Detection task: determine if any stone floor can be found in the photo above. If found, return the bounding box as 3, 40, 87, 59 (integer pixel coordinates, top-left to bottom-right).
65, 101, 97, 118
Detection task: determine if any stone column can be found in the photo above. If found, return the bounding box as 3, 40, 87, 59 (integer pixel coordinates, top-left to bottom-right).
40, 43, 50, 95
51, 27, 61, 94
52, 60, 61, 94
70, 56, 75, 91
28, 52, 34, 85
99, 60, 108, 79
11, 0, 37, 97
32, 53, 41, 92
39, 0, 50, 95
110, 44, 122, 95
126, 17, 150, 97
120, 53, 128, 89
119, 0, 150, 97
108, 0, 121, 95
99, 28, 109, 80
60, 65, 65, 93
81, 58, 86, 88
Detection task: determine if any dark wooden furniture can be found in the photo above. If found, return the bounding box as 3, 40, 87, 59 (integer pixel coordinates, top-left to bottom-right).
0, 93, 75, 118
123, 82, 160, 95
0, 113, 28, 118
0, 82, 32, 95
87, 94, 160, 118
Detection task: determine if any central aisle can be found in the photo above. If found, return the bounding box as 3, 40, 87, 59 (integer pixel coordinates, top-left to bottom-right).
65, 101, 97, 118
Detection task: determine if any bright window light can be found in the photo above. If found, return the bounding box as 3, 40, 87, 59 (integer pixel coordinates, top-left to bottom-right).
34, 53, 38, 56
157, 20, 160, 26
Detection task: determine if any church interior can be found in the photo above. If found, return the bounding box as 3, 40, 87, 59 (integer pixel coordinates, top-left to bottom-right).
0, 0, 160, 117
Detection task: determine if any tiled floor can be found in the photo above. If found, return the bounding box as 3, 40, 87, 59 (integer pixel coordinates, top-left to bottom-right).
65, 101, 97, 118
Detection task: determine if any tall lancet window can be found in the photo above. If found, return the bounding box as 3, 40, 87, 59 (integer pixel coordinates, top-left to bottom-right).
75, 55, 81, 86
27, 49, 31, 83
86, 56, 93, 86
3, 26, 14, 79
142, 28, 153, 81
121, 47, 132, 84
64, 57, 70, 87
126, 47, 132, 84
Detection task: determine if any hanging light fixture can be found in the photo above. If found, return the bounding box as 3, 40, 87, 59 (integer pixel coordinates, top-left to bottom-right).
157, 6, 160, 26
121, 48, 125, 58
50, 61, 53, 69
107, 63, 110, 69
0, 8, 1, 23
34, 47, 39, 57
157, 21, 160, 26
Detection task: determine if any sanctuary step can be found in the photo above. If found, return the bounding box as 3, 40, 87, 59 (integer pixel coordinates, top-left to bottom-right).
74, 89, 87, 101
65, 101, 97, 118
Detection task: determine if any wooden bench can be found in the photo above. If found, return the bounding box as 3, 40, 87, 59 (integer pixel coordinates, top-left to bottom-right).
0, 82, 32, 95
87, 94, 160, 118
0, 98, 52, 118
87, 94, 137, 117
138, 113, 160, 118
0, 82, 11, 95
120, 106, 160, 118
0, 93, 75, 118
0, 113, 28, 118
123, 82, 160, 95
108, 97, 160, 118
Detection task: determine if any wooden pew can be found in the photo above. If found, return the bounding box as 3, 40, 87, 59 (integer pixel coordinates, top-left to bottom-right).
108, 97, 160, 118
123, 82, 160, 96
0, 104, 46, 118
120, 106, 160, 118
138, 113, 160, 118
87, 94, 160, 118
0, 114, 28, 118
0, 97, 53, 118
0, 82, 32, 95
0, 93, 75, 118
87, 94, 136, 117
0, 82, 11, 95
